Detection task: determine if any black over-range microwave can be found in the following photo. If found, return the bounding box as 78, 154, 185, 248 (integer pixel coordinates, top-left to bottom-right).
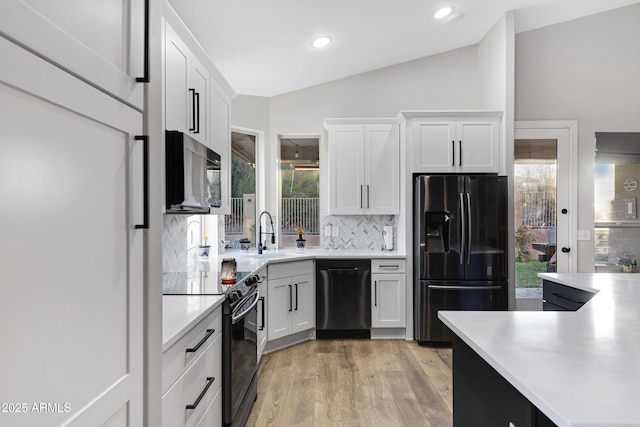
165, 130, 221, 214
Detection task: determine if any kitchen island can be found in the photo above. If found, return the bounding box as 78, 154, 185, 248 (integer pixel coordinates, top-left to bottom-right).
439, 273, 640, 427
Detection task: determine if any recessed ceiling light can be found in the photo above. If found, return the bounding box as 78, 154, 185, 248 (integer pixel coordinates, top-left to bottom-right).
434, 6, 453, 20
312, 36, 332, 48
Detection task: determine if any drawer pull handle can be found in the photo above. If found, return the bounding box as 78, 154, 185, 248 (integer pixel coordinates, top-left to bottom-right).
186, 329, 215, 353
186, 377, 215, 410
379, 265, 399, 269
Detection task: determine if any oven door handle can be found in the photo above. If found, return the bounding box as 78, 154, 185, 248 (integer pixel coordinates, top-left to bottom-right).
231, 291, 260, 324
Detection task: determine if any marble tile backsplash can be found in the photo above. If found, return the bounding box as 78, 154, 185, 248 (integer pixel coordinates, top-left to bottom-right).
163, 215, 202, 271
321, 215, 396, 250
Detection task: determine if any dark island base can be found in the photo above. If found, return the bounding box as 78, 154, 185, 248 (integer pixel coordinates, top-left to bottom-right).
452, 335, 557, 427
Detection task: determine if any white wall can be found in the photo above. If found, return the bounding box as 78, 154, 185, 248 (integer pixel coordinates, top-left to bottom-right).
515, 2, 640, 272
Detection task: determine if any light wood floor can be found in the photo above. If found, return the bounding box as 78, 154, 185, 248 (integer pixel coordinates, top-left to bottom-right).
246, 339, 453, 426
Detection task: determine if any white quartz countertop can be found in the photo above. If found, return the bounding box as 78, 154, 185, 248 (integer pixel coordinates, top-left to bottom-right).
162, 295, 224, 351
439, 273, 640, 427
163, 248, 405, 350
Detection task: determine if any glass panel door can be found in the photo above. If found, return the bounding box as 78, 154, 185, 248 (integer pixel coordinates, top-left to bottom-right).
514, 138, 557, 299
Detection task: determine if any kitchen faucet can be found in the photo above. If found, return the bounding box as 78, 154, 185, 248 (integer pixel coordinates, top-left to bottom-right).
258, 210, 276, 253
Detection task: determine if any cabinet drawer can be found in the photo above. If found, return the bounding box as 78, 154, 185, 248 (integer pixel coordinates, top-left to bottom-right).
372, 259, 406, 274
163, 332, 222, 427
268, 260, 314, 280
163, 307, 222, 393
196, 386, 222, 427
542, 280, 595, 311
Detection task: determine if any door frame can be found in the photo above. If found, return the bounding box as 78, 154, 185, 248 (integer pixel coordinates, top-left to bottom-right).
513, 120, 578, 310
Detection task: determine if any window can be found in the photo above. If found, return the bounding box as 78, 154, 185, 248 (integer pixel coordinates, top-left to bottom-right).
279, 137, 319, 248
594, 132, 640, 270
224, 131, 256, 248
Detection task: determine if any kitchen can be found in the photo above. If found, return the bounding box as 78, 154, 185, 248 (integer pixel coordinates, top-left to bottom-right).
1, 1, 640, 427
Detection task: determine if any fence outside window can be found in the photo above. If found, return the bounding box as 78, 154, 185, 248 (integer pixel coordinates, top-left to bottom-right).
225, 197, 319, 236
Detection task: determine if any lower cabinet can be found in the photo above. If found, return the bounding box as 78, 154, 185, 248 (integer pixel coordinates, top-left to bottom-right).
267, 260, 315, 341
371, 259, 406, 328
163, 306, 223, 427
256, 269, 268, 363
542, 280, 595, 311
452, 335, 557, 427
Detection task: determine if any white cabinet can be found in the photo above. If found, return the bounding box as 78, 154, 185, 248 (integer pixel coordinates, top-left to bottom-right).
1, 0, 146, 109
410, 115, 501, 173
254, 269, 268, 363
210, 83, 232, 214
165, 21, 209, 146
371, 259, 406, 328
325, 119, 400, 215
267, 261, 315, 341
0, 35, 144, 426
163, 307, 222, 427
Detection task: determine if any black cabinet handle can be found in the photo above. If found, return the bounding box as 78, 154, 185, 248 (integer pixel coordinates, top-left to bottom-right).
451, 140, 455, 166
374, 280, 377, 306
186, 377, 215, 410
360, 185, 363, 209
561, 247, 571, 253
367, 185, 370, 209
194, 91, 200, 134
135, 0, 150, 82
459, 140, 462, 166
288, 284, 292, 312
189, 88, 196, 131
259, 297, 265, 331
186, 328, 215, 353
134, 135, 149, 229
294, 283, 299, 310
561, 208, 568, 214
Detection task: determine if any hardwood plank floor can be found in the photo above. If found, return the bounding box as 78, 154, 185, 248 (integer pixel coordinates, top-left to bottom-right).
246, 340, 453, 426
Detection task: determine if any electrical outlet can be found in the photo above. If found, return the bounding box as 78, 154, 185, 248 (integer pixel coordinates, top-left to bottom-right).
332, 226, 340, 237
324, 226, 332, 237
577, 230, 590, 241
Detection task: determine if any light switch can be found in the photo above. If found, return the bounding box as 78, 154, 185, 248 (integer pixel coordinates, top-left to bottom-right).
332, 226, 340, 237
324, 226, 332, 237
577, 230, 590, 241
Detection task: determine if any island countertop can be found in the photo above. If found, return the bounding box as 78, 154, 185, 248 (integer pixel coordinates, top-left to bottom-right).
439, 273, 640, 427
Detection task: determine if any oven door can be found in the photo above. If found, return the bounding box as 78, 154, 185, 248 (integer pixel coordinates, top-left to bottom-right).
223, 290, 259, 426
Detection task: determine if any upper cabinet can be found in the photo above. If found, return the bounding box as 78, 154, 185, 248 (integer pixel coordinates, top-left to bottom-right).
1, 0, 147, 109
165, 22, 209, 146
325, 119, 400, 215
163, 6, 236, 214
402, 112, 502, 174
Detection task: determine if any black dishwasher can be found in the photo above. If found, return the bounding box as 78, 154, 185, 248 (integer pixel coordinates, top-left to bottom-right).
316, 259, 371, 339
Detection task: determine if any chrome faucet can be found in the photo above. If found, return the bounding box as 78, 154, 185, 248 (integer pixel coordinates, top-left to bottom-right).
258, 211, 276, 253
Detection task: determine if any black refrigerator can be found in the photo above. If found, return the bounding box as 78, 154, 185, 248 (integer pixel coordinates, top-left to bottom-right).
414, 175, 508, 345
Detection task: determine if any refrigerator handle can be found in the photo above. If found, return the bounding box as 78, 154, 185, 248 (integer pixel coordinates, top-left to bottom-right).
466, 192, 472, 264
459, 192, 465, 265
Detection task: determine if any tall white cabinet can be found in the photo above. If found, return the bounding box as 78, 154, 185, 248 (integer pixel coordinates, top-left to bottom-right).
0, 8, 145, 425
325, 119, 400, 215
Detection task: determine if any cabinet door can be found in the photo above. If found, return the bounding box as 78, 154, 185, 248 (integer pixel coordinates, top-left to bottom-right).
291, 273, 315, 333
365, 124, 400, 214
256, 283, 268, 362
0, 36, 143, 426
190, 55, 209, 145
372, 274, 406, 328
328, 124, 366, 214
413, 119, 456, 172
1, 0, 145, 108
210, 85, 231, 214
165, 22, 190, 134
456, 119, 500, 173
267, 277, 292, 341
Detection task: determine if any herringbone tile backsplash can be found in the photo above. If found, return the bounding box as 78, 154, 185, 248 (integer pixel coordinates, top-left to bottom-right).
321, 215, 396, 250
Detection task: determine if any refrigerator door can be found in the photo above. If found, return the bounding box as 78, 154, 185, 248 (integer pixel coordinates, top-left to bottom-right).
415, 175, 465, 280
415, 280, 506, 343
464, 176, 508, 281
